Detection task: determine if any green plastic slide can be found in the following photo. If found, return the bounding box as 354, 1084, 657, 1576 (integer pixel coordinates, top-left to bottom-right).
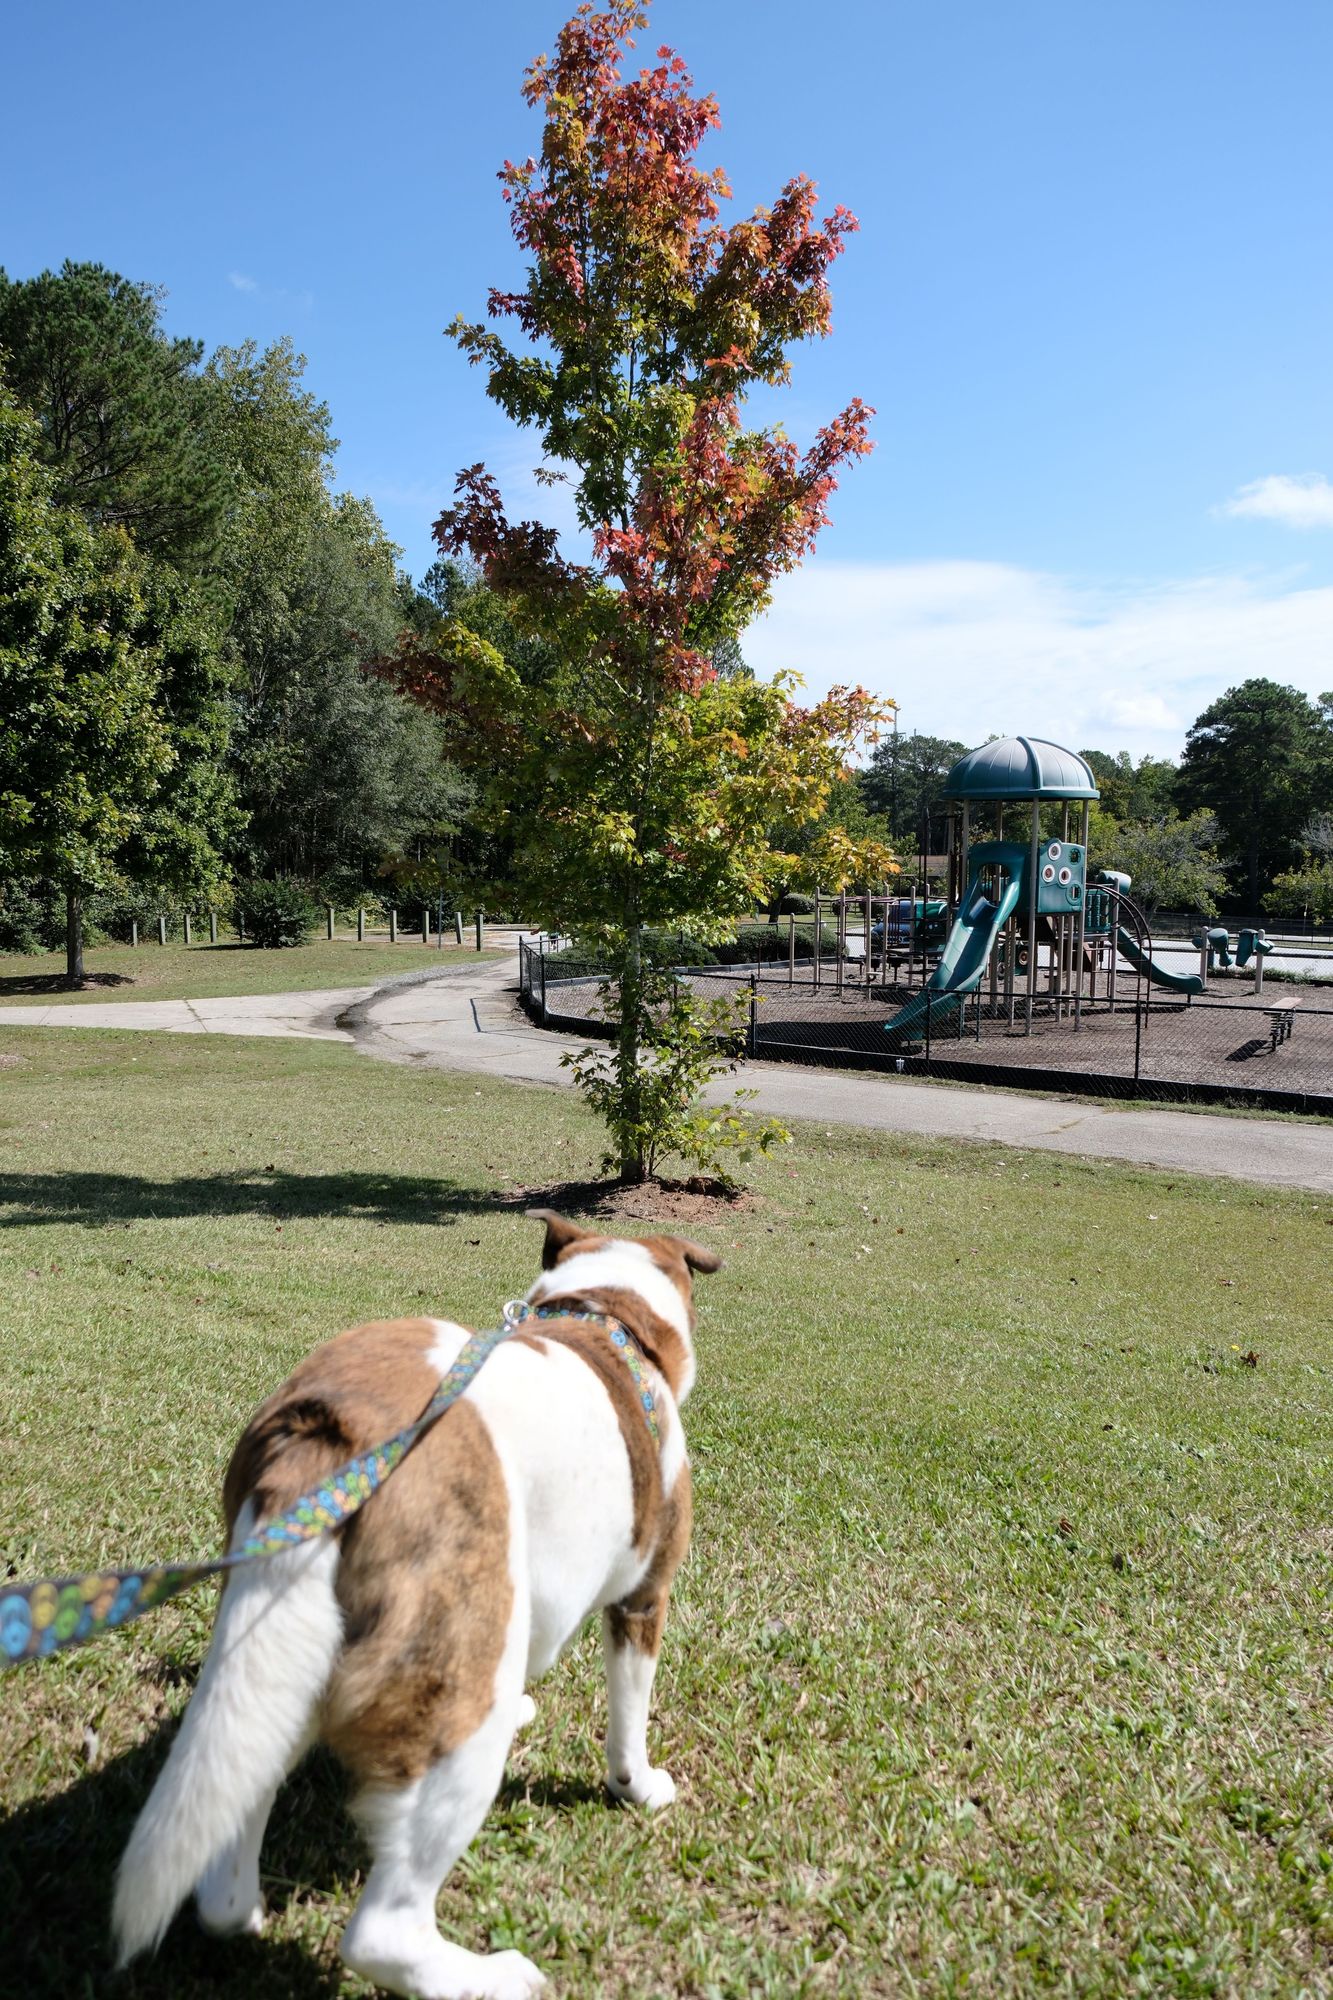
884, 875, 1023, 1045
1115, 927, 1204, 995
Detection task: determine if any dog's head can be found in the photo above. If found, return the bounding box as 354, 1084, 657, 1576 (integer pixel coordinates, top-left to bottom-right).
524, 1209, 722, 1402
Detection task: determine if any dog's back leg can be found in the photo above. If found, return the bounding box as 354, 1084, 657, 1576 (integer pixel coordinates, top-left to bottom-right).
338, 1621, 541, 2000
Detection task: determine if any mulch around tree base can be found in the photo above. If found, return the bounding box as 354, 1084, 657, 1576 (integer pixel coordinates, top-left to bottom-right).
500, 1175, 758, 1225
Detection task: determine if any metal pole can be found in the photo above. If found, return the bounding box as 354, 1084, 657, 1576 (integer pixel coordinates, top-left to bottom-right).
1025, 800, 1039, 1034
836, 895, 845, 996
749, 973, 758, 1057
813, 887, 822, 992
540, 939, 547, 1021
1074, 801, 1088, 1028
788, 911, 796, 987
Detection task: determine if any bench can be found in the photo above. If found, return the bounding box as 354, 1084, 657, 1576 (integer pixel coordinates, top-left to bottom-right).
1263, 996, 1300, 1051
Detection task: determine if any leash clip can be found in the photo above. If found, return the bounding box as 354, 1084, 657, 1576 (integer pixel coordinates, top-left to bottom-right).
501, 1299, 532, 1328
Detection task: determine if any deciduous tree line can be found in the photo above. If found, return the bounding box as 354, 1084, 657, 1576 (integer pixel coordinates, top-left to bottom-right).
0, 263, 469, 978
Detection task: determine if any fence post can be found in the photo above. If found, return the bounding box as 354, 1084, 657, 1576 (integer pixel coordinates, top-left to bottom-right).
157, 914, 167, 947
130, 920, 138, 949
421, 908, 430, 945
237, 913, 245, 943
814, 887, 821, 991
749, 973, 758, 1058
327, 904, 335, 941
454, 912, 464, 946
209, 909, 218, 945
475, 911, 484, 952
357, 906, 365, 943
183, 912, 192, 947
389, 908, 398, 944
925, 987, 932, 1066
1134, 986, 1143, 1084
788, 911, 796, 987
540, 939, 548, 1022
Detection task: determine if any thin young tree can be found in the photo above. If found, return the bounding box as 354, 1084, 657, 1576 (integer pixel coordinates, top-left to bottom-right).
385, 0, 891, 1179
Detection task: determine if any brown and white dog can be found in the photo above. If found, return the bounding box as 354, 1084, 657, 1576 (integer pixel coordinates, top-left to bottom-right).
112, 1210, 720, 1999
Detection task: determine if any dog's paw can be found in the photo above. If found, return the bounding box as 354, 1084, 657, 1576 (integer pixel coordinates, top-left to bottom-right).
606, 1765, 676, 1811
482, 1948, 547, 1998
197, 1893, 265, 1939
514, 1693, 537, 1729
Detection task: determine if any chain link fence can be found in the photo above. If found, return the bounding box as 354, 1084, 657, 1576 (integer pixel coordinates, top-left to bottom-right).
519, 939, 1333, 1113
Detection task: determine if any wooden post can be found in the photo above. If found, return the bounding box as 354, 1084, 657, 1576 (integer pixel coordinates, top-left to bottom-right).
389, 908, 398, 944
454, 911, 464, 946
130, 920, 138, 948
357, 906, 365, 942
209, 909, 218, 945
421, 908, 430, 945
237, 913, 245, 943
475, 911, 484, 952
157, 914, 167, 947
327, 904, 335, 941
183, 913, 192, 947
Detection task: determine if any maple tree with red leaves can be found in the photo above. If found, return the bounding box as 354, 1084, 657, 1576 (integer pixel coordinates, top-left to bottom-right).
382, 0, 894, 1180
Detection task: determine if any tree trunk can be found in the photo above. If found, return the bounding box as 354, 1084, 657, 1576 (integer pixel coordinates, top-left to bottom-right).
65, 887, 84, 987
616, 920, 646, 1182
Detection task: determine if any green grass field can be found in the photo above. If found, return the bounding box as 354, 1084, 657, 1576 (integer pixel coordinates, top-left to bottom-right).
0, 939, 505, 1006
1, 1028, 1330, 1997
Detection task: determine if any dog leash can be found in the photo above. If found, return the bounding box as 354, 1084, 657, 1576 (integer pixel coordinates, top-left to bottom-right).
0, 1301, 653, 1672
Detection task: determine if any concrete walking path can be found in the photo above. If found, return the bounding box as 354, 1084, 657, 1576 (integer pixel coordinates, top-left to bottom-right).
2, 957, 1330, 1193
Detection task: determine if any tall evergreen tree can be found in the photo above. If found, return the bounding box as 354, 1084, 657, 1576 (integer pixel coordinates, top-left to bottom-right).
0, 261, 230, 570
1176, 678, 1327, 909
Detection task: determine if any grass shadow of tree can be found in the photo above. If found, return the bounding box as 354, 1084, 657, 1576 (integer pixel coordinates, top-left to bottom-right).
0, 971, 136, 997
0, 1169, 527, 1231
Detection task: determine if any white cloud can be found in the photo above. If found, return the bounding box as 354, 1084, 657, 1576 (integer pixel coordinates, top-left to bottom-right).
227, 270, 258, 292
1218, 473, 1333, 529
745, 559, 1333, 758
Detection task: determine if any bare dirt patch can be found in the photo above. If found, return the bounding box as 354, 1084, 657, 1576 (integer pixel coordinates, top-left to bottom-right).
500, 1174, 759, 1226
0, 1051, 26, 1070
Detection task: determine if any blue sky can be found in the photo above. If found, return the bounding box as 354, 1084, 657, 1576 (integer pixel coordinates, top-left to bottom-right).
5, 0, 1332, 758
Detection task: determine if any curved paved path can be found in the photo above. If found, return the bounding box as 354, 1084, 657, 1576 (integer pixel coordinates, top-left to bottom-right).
2, 958, 1329, 1192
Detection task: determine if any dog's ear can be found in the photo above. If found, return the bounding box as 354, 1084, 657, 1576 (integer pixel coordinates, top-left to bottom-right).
527, 1208, 590, 1269
672, 1236, 723, 1276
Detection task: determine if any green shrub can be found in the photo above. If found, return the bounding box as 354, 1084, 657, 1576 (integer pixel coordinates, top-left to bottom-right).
715, 921, 838, 964
775, 892, 815, 916
0, 879, 55, 953
233, 879, 319, 948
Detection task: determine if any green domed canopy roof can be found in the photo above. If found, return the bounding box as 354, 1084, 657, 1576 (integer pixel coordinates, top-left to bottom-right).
943, 736, 1100, 803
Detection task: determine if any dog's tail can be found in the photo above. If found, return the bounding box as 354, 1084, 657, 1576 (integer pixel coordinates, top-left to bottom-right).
111, 1525, 342, 1965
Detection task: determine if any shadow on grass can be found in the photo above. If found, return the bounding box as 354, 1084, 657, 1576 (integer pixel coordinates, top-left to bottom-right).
0, 971, 136, 998
0, 1729, 360, 1997
0, 1169, 515, 1230
0, 1169, 746, 1231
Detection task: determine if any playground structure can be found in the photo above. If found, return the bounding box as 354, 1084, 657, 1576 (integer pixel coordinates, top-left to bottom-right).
882, 736, 1214, 1047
